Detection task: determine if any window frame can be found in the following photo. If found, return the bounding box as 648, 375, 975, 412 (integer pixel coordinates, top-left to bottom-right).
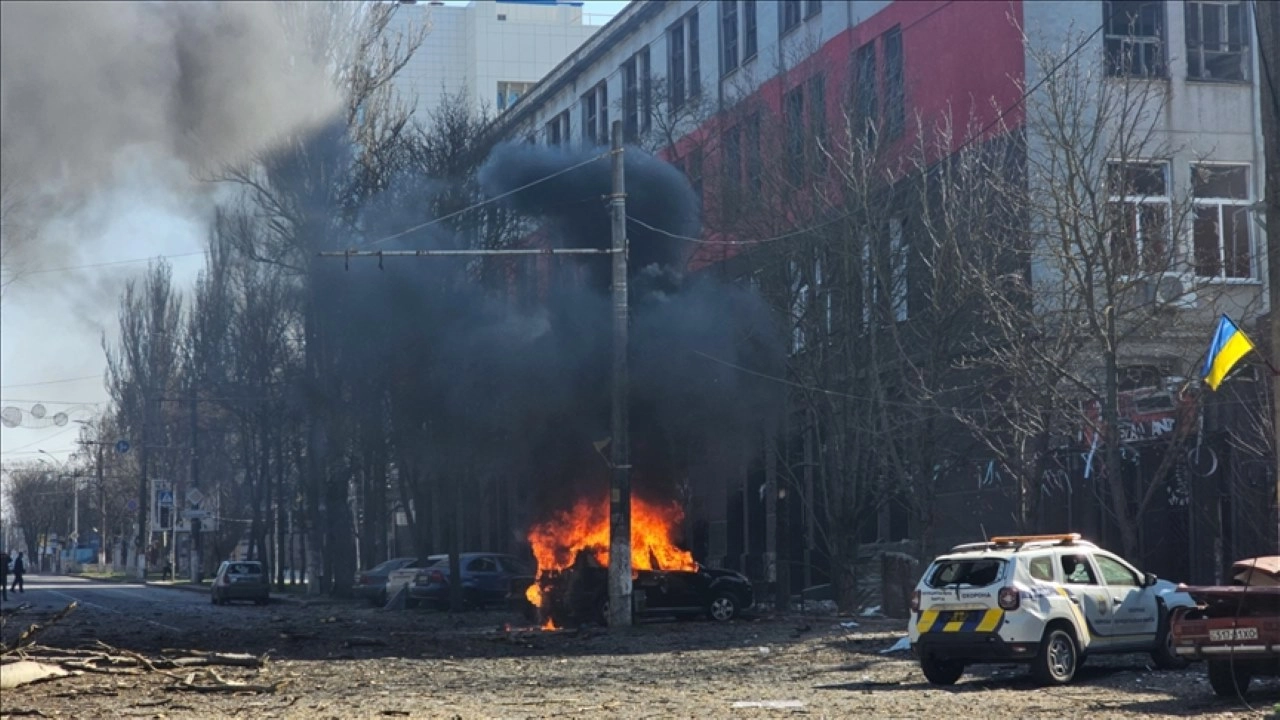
1191, 162, 1254, 280
780, 1, 801, 35
1185, 0, 1251, 82
804, 0, 822, 20
582, 88, 599, 145
1106, 161, 1173, 276
743, 0, 758, 61
721, 1, 739, 75
639, 47, 652, 133
1103, 0, 1167, 78
1093, 553, 1141, 587
622, 57, 639, 142
883, 26, 905, 140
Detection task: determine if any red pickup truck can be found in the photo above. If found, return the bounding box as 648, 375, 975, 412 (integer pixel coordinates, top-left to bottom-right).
1170, 556, 1280, 698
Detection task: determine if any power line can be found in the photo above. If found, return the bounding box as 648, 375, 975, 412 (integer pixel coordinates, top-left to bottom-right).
362, 151, 610, 248
1, 375, 102, 390
2, 251, 206, 278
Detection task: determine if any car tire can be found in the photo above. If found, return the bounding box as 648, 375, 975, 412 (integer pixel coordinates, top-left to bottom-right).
919, 654, 964, 686
707, 592, 738, 622
1032, 627, 1079, 686
1207, 660, 1252, 698
1151, 607, 1189, 670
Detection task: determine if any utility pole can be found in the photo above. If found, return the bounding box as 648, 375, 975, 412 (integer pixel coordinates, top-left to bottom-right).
189, 380, 202, 582
315, 142, 635, 616
607, 119, 633, 628
1256, 0, 1280, 548
96, 441, 106, 569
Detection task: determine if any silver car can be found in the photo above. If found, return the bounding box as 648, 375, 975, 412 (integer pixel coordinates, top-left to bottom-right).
212, 560, 270, 606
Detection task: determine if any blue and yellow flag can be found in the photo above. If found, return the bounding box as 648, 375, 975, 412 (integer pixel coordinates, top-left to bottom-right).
1201, 315, 1256, 391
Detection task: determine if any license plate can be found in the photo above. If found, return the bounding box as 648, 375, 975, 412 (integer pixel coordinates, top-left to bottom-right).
1209, 627, 1258, 642
950, 611, 969, 623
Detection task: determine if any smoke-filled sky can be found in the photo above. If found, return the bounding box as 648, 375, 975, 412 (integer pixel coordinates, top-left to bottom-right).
0, 0, 629, 465
0, 1, 345, 462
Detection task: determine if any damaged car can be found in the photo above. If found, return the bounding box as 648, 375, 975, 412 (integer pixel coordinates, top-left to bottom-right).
516, 551, 753, 626
1170, 556, 1280, 698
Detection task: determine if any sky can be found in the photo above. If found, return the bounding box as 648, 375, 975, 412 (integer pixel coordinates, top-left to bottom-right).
0, 0, 632, 468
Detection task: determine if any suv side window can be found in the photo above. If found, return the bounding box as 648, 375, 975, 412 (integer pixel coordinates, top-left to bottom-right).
1094, 555, 1139, 586
467, 557, 498, 572
1028, 556, 1055, 582
1060, 554, 1099, 584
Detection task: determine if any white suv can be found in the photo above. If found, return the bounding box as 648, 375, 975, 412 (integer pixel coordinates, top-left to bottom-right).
908, 534, 1195, 685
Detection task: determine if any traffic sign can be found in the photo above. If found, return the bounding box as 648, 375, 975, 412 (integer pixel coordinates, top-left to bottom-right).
186, 488, 204, 506
158, 490, 174, 507
126, 499, 138, 512
181, 509, 211, 520
115, 439, 131, 454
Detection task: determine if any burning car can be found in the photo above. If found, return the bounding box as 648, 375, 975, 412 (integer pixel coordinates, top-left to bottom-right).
1170, 556, 1280, 698
517, 495, 753, 626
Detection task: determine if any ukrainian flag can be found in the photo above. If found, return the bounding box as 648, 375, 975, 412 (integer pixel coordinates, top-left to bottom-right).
1201, 315, 1256, 391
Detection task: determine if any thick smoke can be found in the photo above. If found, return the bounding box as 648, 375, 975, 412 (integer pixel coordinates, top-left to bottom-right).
326, 141, 785, 554
0, 1, 343, 268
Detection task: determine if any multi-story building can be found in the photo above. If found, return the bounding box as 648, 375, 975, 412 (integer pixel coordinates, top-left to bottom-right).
489, 1, 1272, 595
388, 0, 604, 120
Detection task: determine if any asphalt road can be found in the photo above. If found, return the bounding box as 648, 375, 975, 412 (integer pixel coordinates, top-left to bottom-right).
2, 573, 252, 637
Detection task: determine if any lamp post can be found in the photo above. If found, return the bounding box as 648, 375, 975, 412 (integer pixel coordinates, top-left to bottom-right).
38, 450, 76, 572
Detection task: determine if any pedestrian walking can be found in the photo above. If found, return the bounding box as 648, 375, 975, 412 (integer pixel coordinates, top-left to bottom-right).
0, 550, 9, 602
11, 551, 25, 594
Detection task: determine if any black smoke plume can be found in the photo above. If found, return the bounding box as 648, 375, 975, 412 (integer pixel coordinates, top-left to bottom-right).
323, 140, 784, 556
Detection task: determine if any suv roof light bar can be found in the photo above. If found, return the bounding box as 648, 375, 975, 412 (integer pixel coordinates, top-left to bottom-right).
988, 533, 1081, 546
948, 533, 1086, 553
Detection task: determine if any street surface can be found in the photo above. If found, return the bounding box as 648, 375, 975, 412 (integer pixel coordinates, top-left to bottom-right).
1, 573, 1275, 719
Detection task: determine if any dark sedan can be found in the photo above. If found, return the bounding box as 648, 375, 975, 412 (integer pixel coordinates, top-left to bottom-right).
353, 557, 418, 606
520, 555, 754, 625
409, 553, 531, 610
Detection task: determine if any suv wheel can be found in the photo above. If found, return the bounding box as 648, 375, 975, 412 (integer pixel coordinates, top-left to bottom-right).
1032, 628, 1078, 685
708, 592, 738, 622
920, 655, 964, 685
1150, 607, 1189, 670
1207, 660, 1252, 698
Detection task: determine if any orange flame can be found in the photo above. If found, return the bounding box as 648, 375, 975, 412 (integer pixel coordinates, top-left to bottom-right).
542, 617, 558, 631
525, 496, 695, 608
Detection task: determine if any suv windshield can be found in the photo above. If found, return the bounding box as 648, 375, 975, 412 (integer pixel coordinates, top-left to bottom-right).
926, 559, 1004, 589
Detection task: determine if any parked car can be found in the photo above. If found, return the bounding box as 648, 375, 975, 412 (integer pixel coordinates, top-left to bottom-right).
409, 553, 531, 610
1171, 556, 1280, 698
908, 533, 1195, 686
386, 554, 445, 606
354, 557, 418, 606
518, 552, 754, 625
211, 560, 269, 606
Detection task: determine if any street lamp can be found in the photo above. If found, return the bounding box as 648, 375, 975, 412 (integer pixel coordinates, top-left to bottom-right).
39, 449, 78, 572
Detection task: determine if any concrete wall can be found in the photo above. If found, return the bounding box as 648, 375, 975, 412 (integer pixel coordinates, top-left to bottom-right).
389, 1, 600, 121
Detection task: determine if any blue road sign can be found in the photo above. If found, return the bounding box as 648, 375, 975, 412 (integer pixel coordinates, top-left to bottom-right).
126, 499, 139, 512
158, 490, 174, 507
115, 440, 131, 454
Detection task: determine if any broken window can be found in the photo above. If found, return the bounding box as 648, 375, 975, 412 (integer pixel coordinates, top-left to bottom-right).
1192, 164, 1252, 279
1104, 0, 1165, 77
1107, 162, 1171, 274
1186, 1, 1251, 81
